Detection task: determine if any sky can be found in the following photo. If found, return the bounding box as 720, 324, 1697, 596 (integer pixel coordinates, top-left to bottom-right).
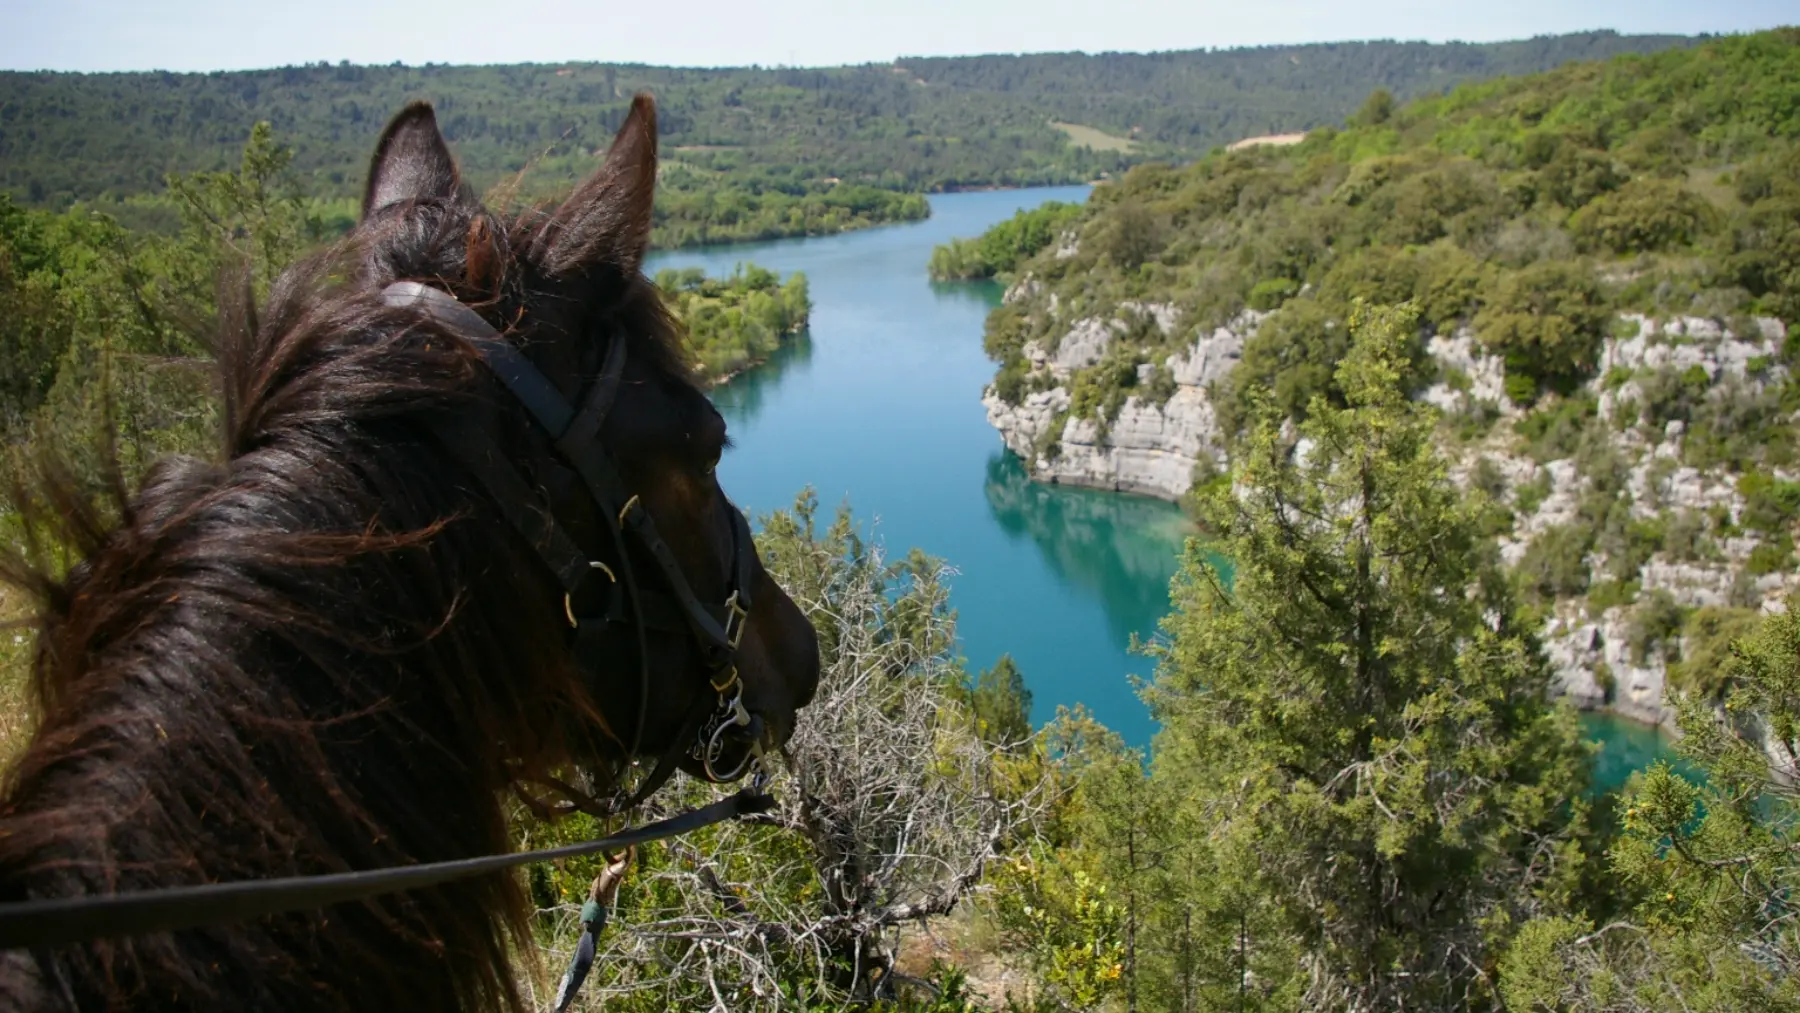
2, 0, 1792, 73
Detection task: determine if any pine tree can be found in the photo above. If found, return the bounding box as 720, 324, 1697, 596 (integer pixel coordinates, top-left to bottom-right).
1139, 302, 1592, 1011
1501, 596, 1800, 1012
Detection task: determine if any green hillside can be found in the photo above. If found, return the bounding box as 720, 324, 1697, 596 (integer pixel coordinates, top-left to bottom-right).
1, 31, 1695, 210
984, 28, 1800, 427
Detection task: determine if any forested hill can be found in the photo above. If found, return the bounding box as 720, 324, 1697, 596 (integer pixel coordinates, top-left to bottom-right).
0, 31, 1695, 208
982, 25, 1800, 714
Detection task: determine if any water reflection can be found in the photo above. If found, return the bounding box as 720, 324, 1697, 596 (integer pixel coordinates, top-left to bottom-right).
927, 278, 1006, 311
983, 452, 1197, 651
711, 330, 815, 427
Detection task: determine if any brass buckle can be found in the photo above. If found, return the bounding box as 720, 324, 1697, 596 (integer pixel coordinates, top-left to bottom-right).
710, 664, 740, 696
563, 560, 618, 628
723, 590, 749, 651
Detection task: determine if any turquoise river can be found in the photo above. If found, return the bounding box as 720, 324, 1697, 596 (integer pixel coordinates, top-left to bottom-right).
647, 186, 1672, 793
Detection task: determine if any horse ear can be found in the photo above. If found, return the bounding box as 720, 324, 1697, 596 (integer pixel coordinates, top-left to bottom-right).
540, 94, 658, 278
362, 102, 460, 218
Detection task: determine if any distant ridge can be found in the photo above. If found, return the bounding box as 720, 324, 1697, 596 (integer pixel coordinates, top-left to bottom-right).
0, 30, 1698, 206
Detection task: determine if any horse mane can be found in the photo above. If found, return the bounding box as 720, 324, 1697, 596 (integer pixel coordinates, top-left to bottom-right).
0, 195, 688, 1010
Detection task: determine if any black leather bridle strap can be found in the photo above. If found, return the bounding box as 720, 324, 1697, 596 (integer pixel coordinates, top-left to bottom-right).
386, 282, 578, 438
381, 280, 766, 796
440, 418, 593, 594
621, 502, 754, 653
558, 329, 628, 458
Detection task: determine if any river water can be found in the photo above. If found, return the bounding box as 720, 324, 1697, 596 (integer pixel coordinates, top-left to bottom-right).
647, 187, 1671, 793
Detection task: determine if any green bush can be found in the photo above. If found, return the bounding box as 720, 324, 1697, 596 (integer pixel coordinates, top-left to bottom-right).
1247, 276, 1300, 310
1745, 538, 1794, 576
1569, 178, 1720, 254
992, 360, 1028, 404
1476, 261, 1609, 394
1666, 605, 1761, 698
1626, 589, 1687, 665
1513, 393, 1597, 462
1587, 579, 1640, 612
1735, 470, 1800, 533
656, 264, 811, 382
929, 201, 1083, 281
1514, 524, 1595, 604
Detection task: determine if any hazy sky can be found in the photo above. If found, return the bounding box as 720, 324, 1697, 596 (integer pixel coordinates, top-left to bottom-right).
3, 0, 1792, 73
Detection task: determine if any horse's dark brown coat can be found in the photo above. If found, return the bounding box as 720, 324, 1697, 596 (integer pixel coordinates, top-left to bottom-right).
0, 97, 818, 1011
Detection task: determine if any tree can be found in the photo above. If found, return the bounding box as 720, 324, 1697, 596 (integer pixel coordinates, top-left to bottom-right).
1138, 302, 1592, 1011
1474, 260, 1610, 400
964, 654, 1035, 749
1094, 201, 1166, 270
163, 120, 325, 312
1354, 88, 1396, 127
1501, 597, 1800, 1012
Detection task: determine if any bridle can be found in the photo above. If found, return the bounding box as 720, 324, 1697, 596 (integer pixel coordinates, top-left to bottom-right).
0, 282, 783, 952
382, 280, 764, 802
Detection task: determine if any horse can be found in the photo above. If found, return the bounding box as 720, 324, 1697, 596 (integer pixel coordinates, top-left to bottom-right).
0, 95, 820, 1011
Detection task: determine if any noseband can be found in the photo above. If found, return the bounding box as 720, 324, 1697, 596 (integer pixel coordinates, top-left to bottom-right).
383, 281, 762, 805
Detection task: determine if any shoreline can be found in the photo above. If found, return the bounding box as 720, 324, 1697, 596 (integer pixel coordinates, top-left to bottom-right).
698, 326, 808, 389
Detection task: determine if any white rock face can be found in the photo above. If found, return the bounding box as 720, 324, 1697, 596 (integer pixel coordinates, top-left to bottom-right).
1542, 606, 1672, 726
1002, 277, 1042, 306
1044, 391, 1228, 496
1420, 328, 1511, 414
993, 307, 1797, 728
1168, 311, 1261, 388
1119, 301, 1182, 337
1440, 315, 1794, 726
984, 310, 1263, 500
1498, 458, 1585, 566
1051, 318, 1117, 376
984, 385, 1228, 499
983, 386, 1071, 464
1599, 314, 1787, 383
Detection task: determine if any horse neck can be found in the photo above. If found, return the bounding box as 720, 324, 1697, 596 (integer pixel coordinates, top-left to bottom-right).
0, 424, 581, 1010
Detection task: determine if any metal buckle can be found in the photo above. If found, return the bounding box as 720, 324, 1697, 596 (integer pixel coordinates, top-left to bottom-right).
563, 560, 618, 628
709, 664, 740, 696
695, 689, 756, 782
722, 590, 749, 650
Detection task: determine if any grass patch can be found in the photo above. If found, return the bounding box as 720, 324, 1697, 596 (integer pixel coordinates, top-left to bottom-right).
1049, 121, 1137, 153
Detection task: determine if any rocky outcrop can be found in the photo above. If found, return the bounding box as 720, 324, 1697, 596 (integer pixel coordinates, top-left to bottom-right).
1419, 328, 1510, 415
1168, 313, 1254, 387
984, 309, 1262, 499
1454, 315, 1796, 726
1542, 606, 1673, 726
1050, 318, 1116, 376
985, 386, 1070, 464
989, 305, 1798, 724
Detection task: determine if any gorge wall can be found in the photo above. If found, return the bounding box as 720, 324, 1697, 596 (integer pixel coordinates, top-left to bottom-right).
985, 279, 1797, 726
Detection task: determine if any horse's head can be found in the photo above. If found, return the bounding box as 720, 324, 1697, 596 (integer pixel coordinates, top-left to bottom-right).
350, 97, 819, 793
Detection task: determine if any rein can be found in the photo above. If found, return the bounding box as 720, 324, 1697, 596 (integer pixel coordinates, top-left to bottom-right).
0, 788, 773, 950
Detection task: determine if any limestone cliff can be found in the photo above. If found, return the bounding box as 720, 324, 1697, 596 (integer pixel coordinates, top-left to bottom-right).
1452, 315, 1796, 726
983, 301, 1263, 500
985, 300, 1796, 726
